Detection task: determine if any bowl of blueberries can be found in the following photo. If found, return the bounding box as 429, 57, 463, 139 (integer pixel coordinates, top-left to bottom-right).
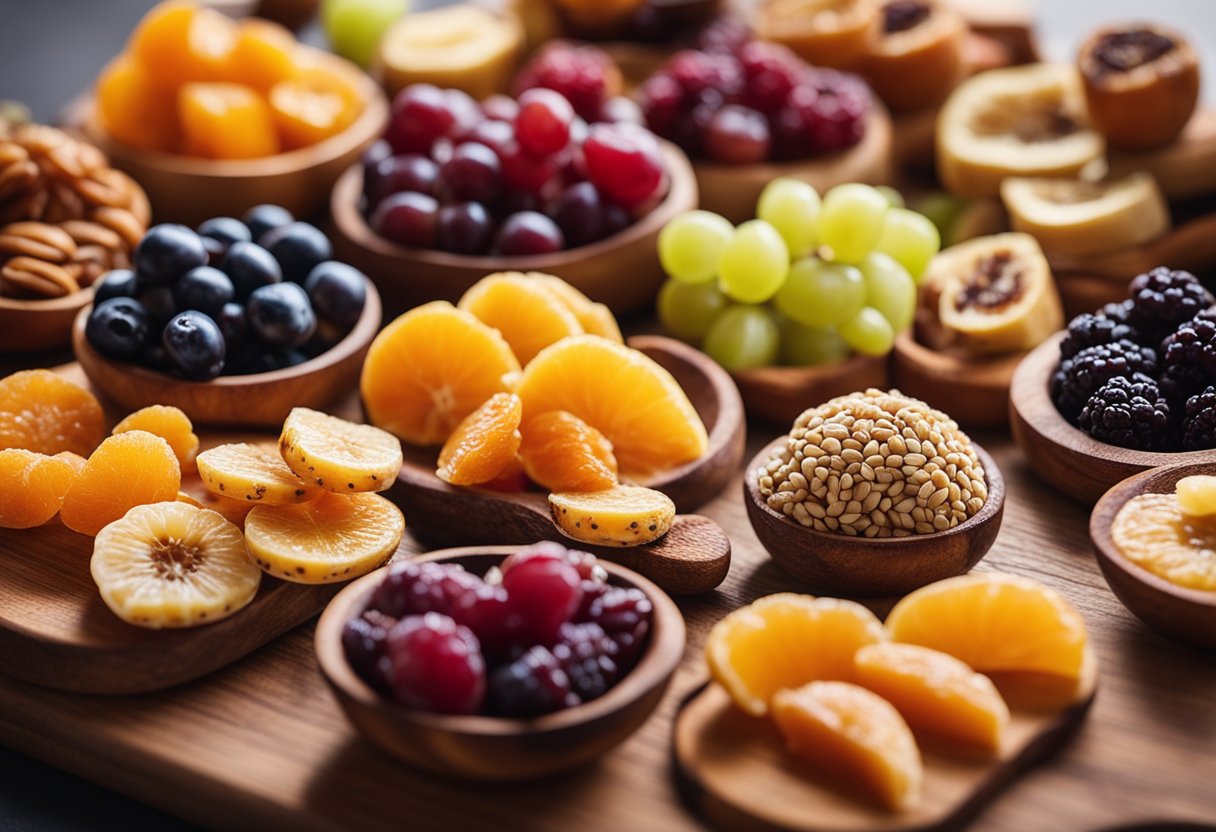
73, 204, 381, 427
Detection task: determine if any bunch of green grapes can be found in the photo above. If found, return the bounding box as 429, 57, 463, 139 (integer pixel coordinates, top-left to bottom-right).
656, 179, 940, 371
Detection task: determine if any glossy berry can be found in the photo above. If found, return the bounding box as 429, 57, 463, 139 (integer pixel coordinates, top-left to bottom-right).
500, 553, 583, 644
583, 123, 664, 207
550, 182, 607, 248
437, 202, 495, 255
361, 139, 392, 171
371, 191, 439, 248
455, 119, 514, 155
216, 301, 247, 347
513, 42, 616, 123
163, 310, 226, 380
305, 261, 367, 330
223, 241, 282, 300
581, 585, 652, 663
258, 222, 333, 284
134, 224, 208, 286
370, 561, 488, 620
600, 96, 643, 125
497, 140, 559, 195
489, 644, 579, 717
384, 613, 486, 715
86, 297, 149, 360
241, 204, 294, 241
246, 282, 316, 348
496, 211, 564, 256
174, 265, 234, 317
705, 104, 771, 164
552, 621, 620, 702
366, 154, 440, 205
342, 608, 396, 693
515, 88, 574, 157
138, 286, 177, 329
93, 269, 141, 303
438, 142, 501, 203
195, 216, 251, 257
481, 94, 520, 122
385, 84, 458, 154
501, 541, 603, 582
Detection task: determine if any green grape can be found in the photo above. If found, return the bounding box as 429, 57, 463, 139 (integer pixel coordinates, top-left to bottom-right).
780, 320, 850, 367
702, 305, 780, 371
773, 256, 865, 328
839, 307, 896, 356
658, 210, 735, 284
657, 278, 729, 343
859, 252, 916, 333
875, 185, 905, 209
876, 208, 941, 283
911, 193, 966, 245
718, 220, 789, 304
322, 0, 410, 68
818, 183, 889, 264
756, 177, 820, 258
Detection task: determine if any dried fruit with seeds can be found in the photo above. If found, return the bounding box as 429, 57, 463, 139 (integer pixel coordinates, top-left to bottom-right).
549, 485, 675, 547
196, 442, 320, 504
112, 405, 199, 469
518, 410, 618, 493
0, 369, 106, 457
0, 449, 79, 528
60, 431, 181, 536
279, 407, 403, 493
756, 0, 881, 70
436, 393, 522, 486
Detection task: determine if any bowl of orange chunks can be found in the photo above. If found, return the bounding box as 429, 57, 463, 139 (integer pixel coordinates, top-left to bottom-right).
0, 368, 405, 629
675, 574, 1098, 828
69, 0, 388, 225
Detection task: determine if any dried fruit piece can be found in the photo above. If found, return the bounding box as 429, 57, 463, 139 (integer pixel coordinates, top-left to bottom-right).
862, 0, 967, 113
436, 393, 523, 486
268, 65, 363, 149
113, 405, 200, 469
519, 410, 618, 493
529, 273, 623, 343
771, 681, 923, 812
549, 485, 674, 547
0, 370, 106, 457
244, 492, 405, 583
706, 593, 888, 716
279, 407, 403, 493
60, 431, 182, 536
196, 442, 320, 504
179, 82, 280, 159
54, 451, 87, 473
95, 55, 179, 153
458, 272, 585, 365
91, 501, 260, 628
756, 0, 881, 70
1112, 493, 1216, 592
0, 449, 79, 529
127, 0, 237, 87
176, 479, 255, 526
1176, 475, 1216, 517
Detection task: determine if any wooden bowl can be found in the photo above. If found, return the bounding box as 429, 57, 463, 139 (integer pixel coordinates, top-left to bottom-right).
1055, 273, 1129, 320
0, 286, 94, 354
314, 545, 686, 780
72, 277, 381, 427
731, 353, 889, 427
1009, 331, 1215, 505
1090, 462, 1216, 651
1046, 211, 1216, 283
693, 104, 894, 225
743, 438, 1005, 596
329, 141, 697, 316
891, 333, 1025, 429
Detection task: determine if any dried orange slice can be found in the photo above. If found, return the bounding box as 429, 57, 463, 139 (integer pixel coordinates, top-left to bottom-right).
0, 369, 106, 457
0, 449, 79, 529
60, 431, 182, 536
196, 442, 320, 505
113, 405, 200, 469
529, 273, 624, 343
279, 407, 403, 493
459, 272, 585, 365
436, 393, 522, 486
519, 410, 617, 492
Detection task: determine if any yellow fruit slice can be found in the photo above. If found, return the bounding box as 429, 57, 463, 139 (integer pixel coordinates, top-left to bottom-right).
278, 407, 403, 493
91, 501, 261, 629
60, 431, 182, 537
196, 442, 321, 505
854, 642, 1010, 752
459, 272, 585, 365
244, 492, 404, 583
1175, 475, 1216, 517
549, 485, 674, 547
771, 681, 923, 812
113, 405, 200, 469
707, 593, 888, 717
529, 273, 624, 343
1111, 493, 1216, 591
436, 393, 522, 486
176, 480, 256, 526
0, 449, 79, 529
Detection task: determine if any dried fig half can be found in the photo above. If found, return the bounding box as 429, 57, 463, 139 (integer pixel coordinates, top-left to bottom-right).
862, 0, 967, 113
756, 0, 881, 70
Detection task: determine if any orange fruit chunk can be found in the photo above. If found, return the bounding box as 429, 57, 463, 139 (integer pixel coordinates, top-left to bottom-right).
771, 681, 923, 812
519, 410, 617, 492
179, 82, 280, 159
128, 0, 237, 86
436, 393, 522, 486
95, 55, 180, 153
854, 642, 1009, 753
361, 301, 521, 446
530, 273, 623, 343
481, 455, 530, 492
706, 593, 888, 717
459, 272, 584, 365
196, 442, 320, 504
60, 431, 182, 536
0, 370, 106, 458
268, 58, 362, 149
515, 335, 707, 480
113, 405, 200, 470
54, 452, 88, 474
0, 449, 79, 529
226, 18, 300, 92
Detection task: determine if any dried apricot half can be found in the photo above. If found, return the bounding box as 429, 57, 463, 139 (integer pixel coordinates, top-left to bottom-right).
0, 449, 80, 529
436, 392, 522, 486
279, 407, 403, 493
60, 431, 182, 536
0, 370, 106, 457
113, 405, 200, 469
458, 272, 584, 365
196, 442, 320, 504
519, 410, 618, 493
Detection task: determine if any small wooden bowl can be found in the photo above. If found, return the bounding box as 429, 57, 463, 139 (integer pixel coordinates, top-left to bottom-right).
1090, 462, 1216, 651
1055, 273, 1129, 320
693, 104, 894, 225
743, 438, 1005, 596
0, 287, 94, 354
314, 546, 686, 780
891, 333, 1025, 429
1009, 332, 1215, 505
329, 141, 697, 316
731, 353, 889, 427
72, 277, 381, 427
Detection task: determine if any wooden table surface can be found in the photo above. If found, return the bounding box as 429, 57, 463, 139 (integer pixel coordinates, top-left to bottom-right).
0, 429, 1212, 831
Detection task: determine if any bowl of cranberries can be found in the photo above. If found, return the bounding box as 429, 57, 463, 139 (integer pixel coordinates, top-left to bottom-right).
315, 542, 685, 780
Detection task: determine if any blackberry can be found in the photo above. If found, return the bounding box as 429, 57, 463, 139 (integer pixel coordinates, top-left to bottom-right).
1060, 312, 1140, 358
1100, 299, 1136, 327
1182, 386, 1216, 450
488, 645, 580, 717
1127, 267, 1214, 344
1077, 374, 1170, 451
551, 622, 620, 702
1159, 317, 1216, 407
1051, 339, 1159, 423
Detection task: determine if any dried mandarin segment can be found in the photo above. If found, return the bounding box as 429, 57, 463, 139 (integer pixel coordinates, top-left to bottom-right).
0, 370, 106, 458
480, 455, 530, 492
226, 18, 300, 92
519, 410, 617, 493
54, 452, 88, 474
529, 273, 624, 343
268, 64, 362, 149
0, 449, 79, 529
436, 393, 523, 486
95, 55, 180, 153
458, 272, 585, 365
113, 405, 200, 470
128, 0, 237, 86
196, 442, 320, 504
179, 83, 280, 159
279, 408, 402, 493
60, 431, 182, 536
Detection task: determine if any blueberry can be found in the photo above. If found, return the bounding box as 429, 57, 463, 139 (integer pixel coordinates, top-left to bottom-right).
196, 216, 251, 263
305, 261, 367, 330
92, 269, 141, 303
133, 224, 208, 286
85, 297, 149, 360
141, 341, 173, 372
259, 221, 333, 284
163, 311, 226, 380
247, 282, 316, 348
175, 266, 235, 317
222, 241, 282, 300
216, 301, 247, 348
138, 286, 177, 329
242, 204, 294, 241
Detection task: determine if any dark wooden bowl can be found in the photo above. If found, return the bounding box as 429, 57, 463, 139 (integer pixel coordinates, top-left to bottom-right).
891, 332, 1025, 429
329, 141, 697, 316
743, 438, 1005, 597
1090, 462, 1216, 651
0, 286, 94, 354
314, 545, 686, 780
731, 353, 889, 427
1009, 331, 1215, 505
72, 276, 381, 427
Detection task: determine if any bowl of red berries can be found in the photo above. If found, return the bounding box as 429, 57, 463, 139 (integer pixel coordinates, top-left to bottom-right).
314, 542, 685, 780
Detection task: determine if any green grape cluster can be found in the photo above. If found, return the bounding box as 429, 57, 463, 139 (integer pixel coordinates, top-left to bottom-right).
655, 179, 940, 371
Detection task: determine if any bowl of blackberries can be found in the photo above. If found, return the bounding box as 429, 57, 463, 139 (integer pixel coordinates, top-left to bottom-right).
73, 204, 381, 427
314, 542, 685, 781
1010, 267, 1216, 504
329, 43, 698, 316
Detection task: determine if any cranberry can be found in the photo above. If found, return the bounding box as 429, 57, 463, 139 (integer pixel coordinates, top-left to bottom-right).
365, 154, 439, 206
481, 94, 520, 122
385, 84, 458, 154
384, 613, 485, 715
705, 104, 771, 164
552, 621, 620, 702
501, 541, 603, 581
638, 72, 685, 141
342, 608, 396, 693
496, 211, 565, 256
513, 41, 617, 123
515, 88, 575, 158
438, 142, 502, 203
667, 50, 745, 101
489, 644, 579, 717
600, 96, 644, 126
370, 191, 438, 248
583, 123, 664, 208
501, 553, 583, 643
738, 41, 802, 114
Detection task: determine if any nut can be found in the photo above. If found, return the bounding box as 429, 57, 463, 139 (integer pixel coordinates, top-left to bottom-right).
0, 221, 77, 262
0, 255, 80, 298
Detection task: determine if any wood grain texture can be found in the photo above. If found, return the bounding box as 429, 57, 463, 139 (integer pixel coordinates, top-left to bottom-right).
0, 286, 93, 355
890, 333, 1023, 430
732, 353, 889, 428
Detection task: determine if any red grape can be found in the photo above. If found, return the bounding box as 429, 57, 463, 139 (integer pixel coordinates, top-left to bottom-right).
582, 123, 664, 207
385, 84, 457, 154
705, 104, 771, 164
550, 181, 607, 247
384, 613, 485, 715
366, 154, 439, 206
437, 202, 495, 255
496, 211, 564, 256
370, 191, 438, 248
438, 142, 501, 203
515, 88, 574, 158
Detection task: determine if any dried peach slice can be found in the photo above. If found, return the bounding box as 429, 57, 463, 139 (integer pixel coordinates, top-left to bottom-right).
458, 272, 584, 365
0, 449, 79, 529
0, 370, 106, 457
548, 484, 674, 547
60, 431, 182, 536
519, 410, 617, 493
196, 443, 320, 505
113, 405, 200, 469
436, 393, 522, 486
278, 407, 403, 493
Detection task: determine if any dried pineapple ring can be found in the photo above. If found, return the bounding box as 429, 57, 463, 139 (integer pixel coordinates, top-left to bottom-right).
548, 485, 675, 547
196, 442, 320, 505
278, 407, 403, 493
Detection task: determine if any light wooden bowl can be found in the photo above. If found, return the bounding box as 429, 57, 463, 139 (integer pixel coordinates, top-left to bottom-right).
743, 438, 1004, 597
314, 546, 686, 780
329, 141, 697, 316
692, 104, 894, 225
72, 276, 381, 427
0, 287, 94, 354
731, 353, 889, 427
1090, 462, 1216, 651
1009, 331, 1215, 505
891, 333, 1025, 429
